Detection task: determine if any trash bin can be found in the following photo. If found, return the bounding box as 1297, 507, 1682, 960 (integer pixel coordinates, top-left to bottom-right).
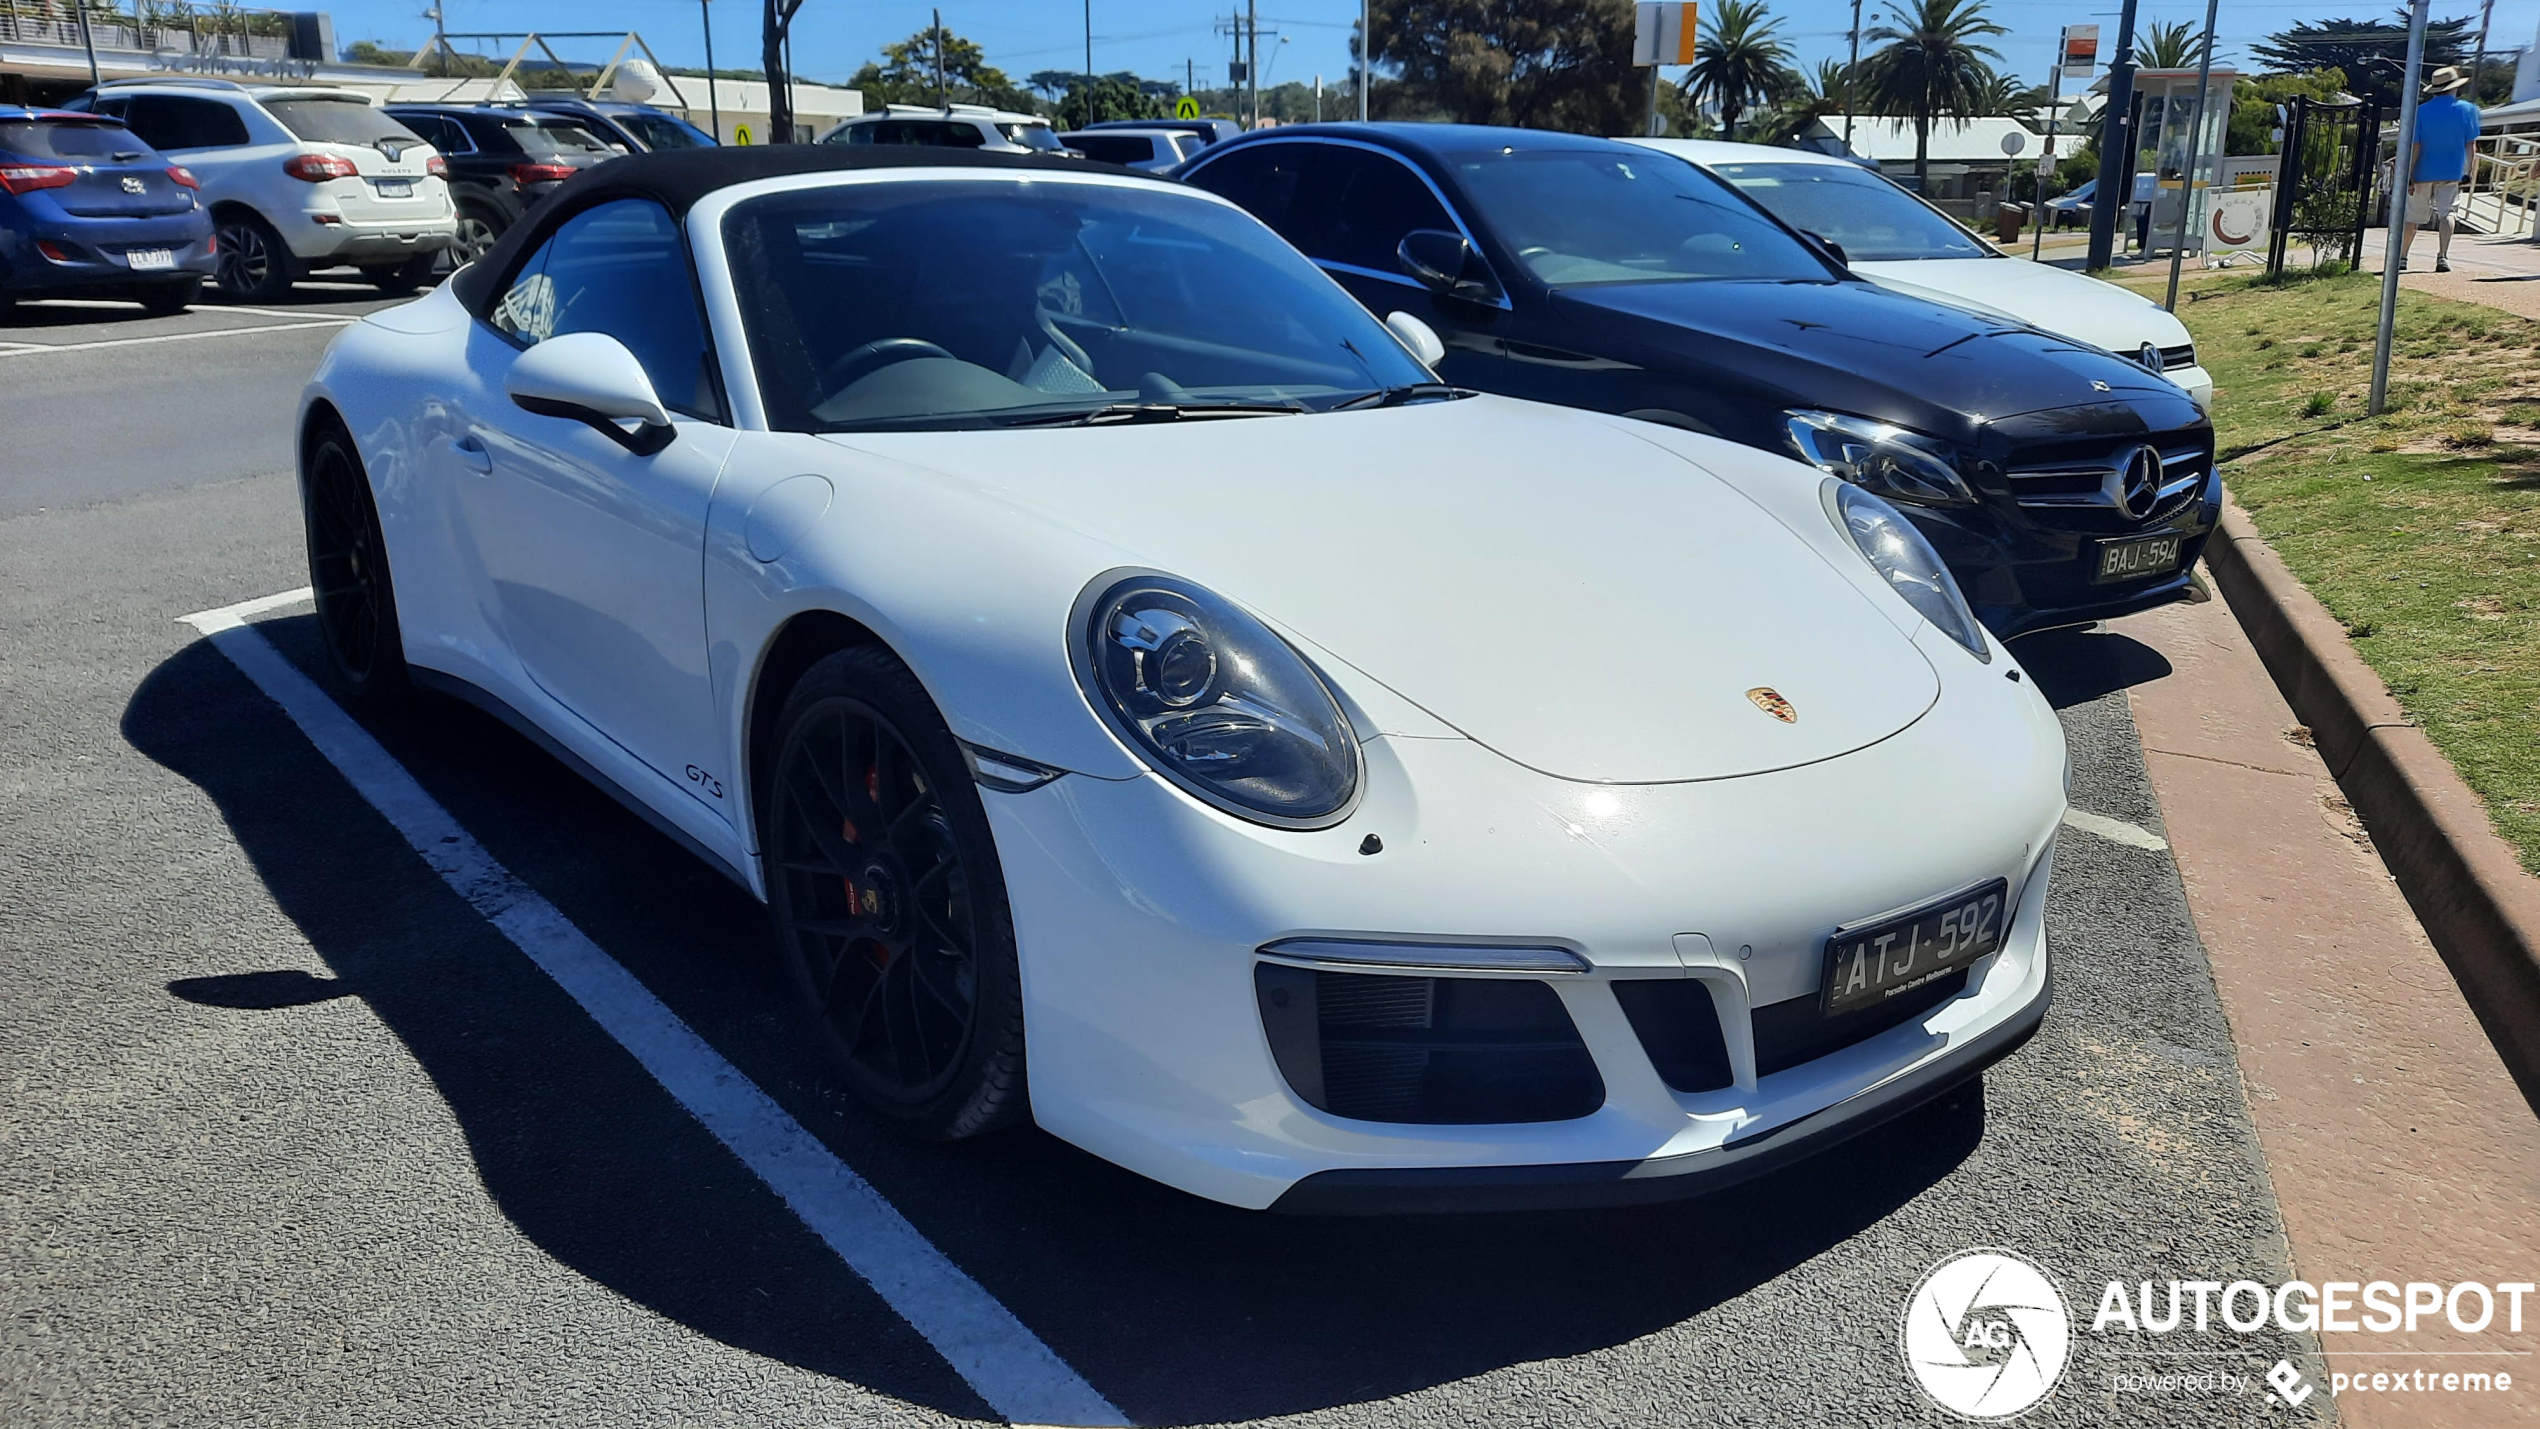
1996, 203, 2027, 244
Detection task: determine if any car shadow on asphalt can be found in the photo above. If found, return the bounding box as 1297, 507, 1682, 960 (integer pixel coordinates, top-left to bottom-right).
127, 620, 1987, 1424
2010, 624, 2176, 710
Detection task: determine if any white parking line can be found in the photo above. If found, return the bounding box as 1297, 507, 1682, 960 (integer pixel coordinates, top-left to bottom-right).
0, 319, 351, 358
178, 591, 1128, 1429
2062, 807, 2171, 853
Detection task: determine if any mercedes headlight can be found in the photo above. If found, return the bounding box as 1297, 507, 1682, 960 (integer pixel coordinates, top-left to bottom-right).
1822, 479, 1992, 664
1075, 573, 1361, 827
1785, 409, 1977, 507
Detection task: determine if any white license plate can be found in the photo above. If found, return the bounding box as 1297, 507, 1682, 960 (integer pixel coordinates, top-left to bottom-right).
376, 179, 414, 198
125, 248, 174, 271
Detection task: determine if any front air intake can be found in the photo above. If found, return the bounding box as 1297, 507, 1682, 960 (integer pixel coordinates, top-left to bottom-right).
1255, 964, 1603, 1124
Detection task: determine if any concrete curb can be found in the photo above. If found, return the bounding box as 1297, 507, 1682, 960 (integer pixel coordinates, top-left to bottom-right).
2203, 497, 2540, 1111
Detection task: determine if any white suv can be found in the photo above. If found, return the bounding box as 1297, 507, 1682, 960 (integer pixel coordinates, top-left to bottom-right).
70, 79, 456, 300
817, 104, 1073, 156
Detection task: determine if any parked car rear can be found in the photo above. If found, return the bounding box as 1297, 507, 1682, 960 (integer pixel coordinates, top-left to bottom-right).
0, 107, 215, 315
509, 96, 715, 152
66, 80, 455, 300
1058, 126, 1198, 172
384, 104, 620, 270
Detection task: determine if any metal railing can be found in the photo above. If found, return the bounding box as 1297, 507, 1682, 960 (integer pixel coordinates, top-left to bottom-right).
0, 0, 293, 59
2460, 134, 2540, 239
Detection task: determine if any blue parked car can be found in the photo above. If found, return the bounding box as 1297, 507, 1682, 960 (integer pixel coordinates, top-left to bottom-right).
1, 107, 217, 316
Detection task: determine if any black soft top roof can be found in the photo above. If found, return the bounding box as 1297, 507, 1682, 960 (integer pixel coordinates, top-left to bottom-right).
450, 144, 1152, 312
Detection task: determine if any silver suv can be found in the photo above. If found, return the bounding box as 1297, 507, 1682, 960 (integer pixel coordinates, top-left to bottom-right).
69, 79, 456, 300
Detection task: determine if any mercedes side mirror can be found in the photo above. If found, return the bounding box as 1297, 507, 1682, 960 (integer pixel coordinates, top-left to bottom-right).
1800, 229, 1850, 269
1397, 228, 1499, 303
504, 332, 676, 455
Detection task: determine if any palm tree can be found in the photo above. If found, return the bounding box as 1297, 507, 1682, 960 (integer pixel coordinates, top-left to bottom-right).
1972, 70, 2042, 117
1683, 0, 1795, 142
2140, 19, 2197, 69
1746, 57, 1853, 145
1856, 0, 2007, 191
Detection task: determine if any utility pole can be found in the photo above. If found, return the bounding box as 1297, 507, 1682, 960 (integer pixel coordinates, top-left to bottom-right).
423, 3, 444, 79
2472, 0, 2496, 97
1360, 0, 1371, 120
700, 0, 722, 142
1188, 56, 1195, 105
2085, 0, 2143, 270
1843, 0, 1861, 151
1084, 0, 1095, 123
2162, 0, 2220, 310
1248, 0, 1258, 128
934, 8, 948, 112
2372, 0, 2433, 415
2033, 61, 2064, 259
75, 0, 100, 85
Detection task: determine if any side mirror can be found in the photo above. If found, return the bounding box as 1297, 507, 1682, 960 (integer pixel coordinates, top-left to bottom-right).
1384, 310, 1446, 368
1800, 229, 1850, 268
504, 332, 675, 455
1396, 228, 1499, 303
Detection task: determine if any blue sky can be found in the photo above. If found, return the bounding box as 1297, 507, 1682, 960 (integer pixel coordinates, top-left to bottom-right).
326, 0, 2540, 100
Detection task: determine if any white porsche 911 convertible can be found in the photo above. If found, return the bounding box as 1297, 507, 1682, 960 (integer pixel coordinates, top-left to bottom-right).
298, 146, 2066, 1213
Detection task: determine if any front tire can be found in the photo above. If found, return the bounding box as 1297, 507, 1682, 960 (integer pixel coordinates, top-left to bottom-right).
213, 211, 295, 302
299, 419, 408, 705
762, 646, 1028, 1140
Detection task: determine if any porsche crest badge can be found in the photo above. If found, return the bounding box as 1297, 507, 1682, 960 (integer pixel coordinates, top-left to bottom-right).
1747, 687, 1797, 723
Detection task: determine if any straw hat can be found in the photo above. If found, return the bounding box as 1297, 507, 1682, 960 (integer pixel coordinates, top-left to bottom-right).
2425, 65, 2469, 94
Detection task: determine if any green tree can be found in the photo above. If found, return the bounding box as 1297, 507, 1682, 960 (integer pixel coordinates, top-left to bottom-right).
2250, 13, 2470, 112
1971, 70, 2043, 116
850, 25, 1035, 112
1059, 76, 1167, 128
1741, 56, 1850, 144
2227, 68, 2348, 154
1682, 0, 1793, 140
2140, 19, 2199, 69
1371, 0, 1642, 132
1856, 0, 2006, 190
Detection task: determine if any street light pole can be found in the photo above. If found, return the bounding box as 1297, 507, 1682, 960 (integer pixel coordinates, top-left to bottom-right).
2162, 0, 2221, 310
700, 0, 721, 142
2371, 0, 2433, 415
1843, 0, 1861, 152
1359, 0, 1370, 120
2086, 0, 2143, 270
76, 1, 101, 86
2033, 58, 2065, 260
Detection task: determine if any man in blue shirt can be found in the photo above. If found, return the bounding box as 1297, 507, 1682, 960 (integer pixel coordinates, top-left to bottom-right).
2400, 65, 2481, 273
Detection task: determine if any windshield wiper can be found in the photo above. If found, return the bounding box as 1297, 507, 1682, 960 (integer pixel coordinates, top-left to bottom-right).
1331, 381, 1471, 410
993, 400, 1306, 427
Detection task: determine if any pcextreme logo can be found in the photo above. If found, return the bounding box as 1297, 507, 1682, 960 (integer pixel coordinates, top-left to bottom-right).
1901, 1249, 2072, 1419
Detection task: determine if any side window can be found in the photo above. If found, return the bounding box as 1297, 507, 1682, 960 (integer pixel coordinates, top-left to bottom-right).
491, 200, 721, 422
938, 122, 986, 149
1306, 147, 1454, 275
1182, 143, 1312, 249
123, 95, 250, 151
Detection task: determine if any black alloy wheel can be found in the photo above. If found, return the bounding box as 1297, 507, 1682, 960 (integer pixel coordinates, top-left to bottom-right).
764, 646, 1027, 1140
213, 212, 293, 302
299, 421, 407, 703
438, 205, 501, 276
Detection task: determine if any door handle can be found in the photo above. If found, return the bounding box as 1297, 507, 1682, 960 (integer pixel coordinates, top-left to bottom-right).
452, 432, 492, 473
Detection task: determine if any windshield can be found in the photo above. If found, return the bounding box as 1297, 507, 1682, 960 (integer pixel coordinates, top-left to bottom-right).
1448, 147, 1832, 287
509, 118, 618, 157
618, 111, 709, 150
998, 122, 1066, 152
265, 97, 421, 146
0, 119, 146, 160
724, 180, 1433, 432
1711, 160, 1993, 261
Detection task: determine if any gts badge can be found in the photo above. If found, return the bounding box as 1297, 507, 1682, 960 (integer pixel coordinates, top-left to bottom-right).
685, 764, 726, 799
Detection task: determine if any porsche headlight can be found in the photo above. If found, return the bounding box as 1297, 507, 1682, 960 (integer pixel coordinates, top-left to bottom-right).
1785, 409, 1977, 507
1822, 479, 1992, 664
1076, 573, 1360, 827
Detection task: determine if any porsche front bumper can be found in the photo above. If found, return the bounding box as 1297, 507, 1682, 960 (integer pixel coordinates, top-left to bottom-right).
981, 626, 2067, 1212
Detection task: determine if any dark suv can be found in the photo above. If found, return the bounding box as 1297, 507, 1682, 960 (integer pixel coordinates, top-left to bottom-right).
382, 104, 618, 267
508, 96, 714, 152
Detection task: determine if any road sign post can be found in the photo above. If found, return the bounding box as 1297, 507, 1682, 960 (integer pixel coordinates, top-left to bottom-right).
1633, 2, 1697, 138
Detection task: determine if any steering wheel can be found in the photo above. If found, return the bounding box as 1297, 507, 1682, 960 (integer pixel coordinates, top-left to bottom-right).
817, 338, 955, 401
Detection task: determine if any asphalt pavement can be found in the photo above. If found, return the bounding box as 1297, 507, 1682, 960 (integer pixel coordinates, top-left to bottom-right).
1, 290, 2331, 1426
